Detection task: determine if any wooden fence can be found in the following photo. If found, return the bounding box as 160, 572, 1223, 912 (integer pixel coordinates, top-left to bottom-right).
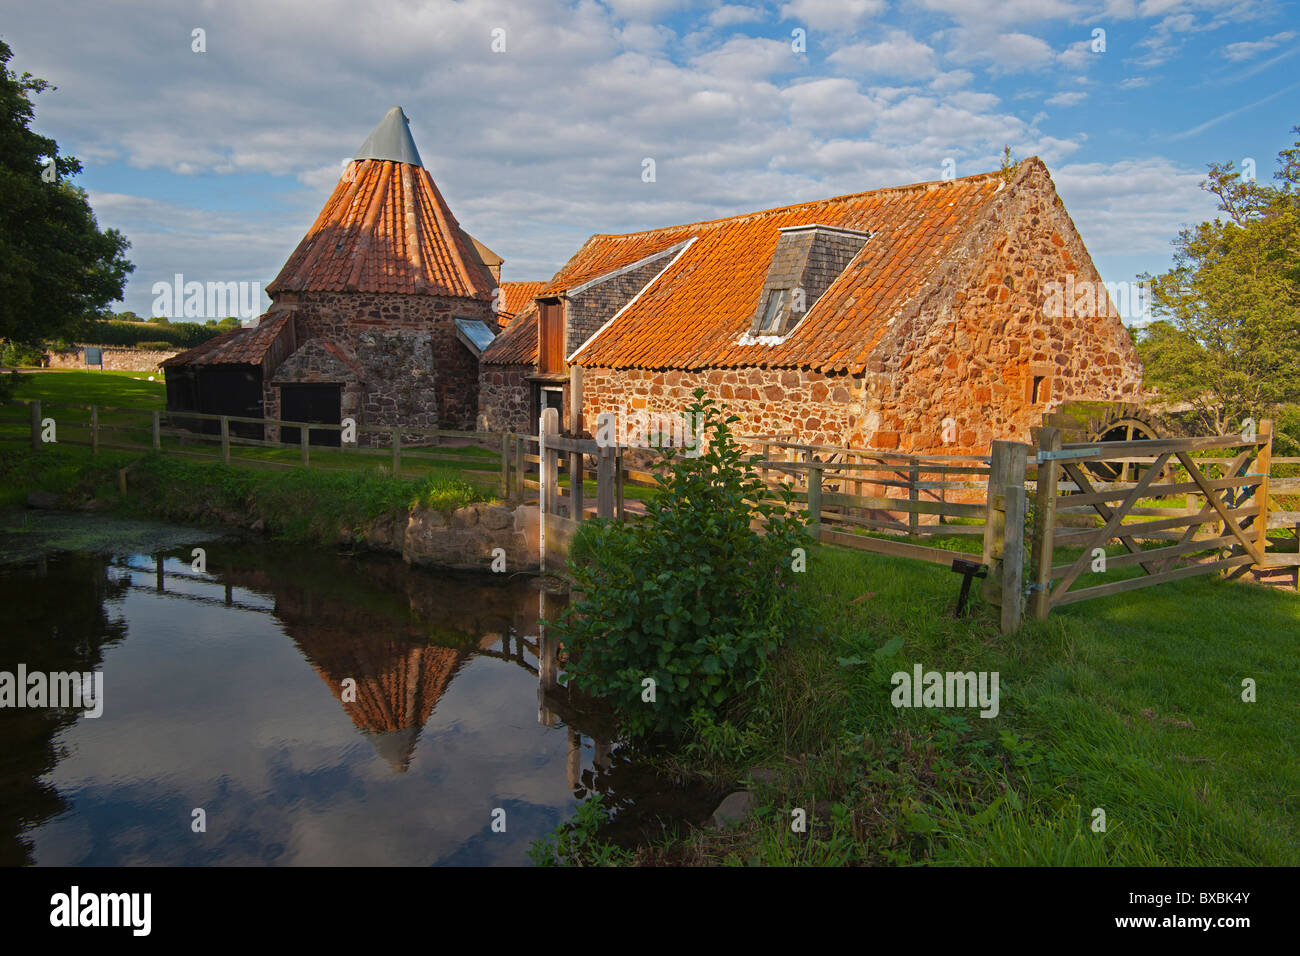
5, 399, 511, 494
1028, 421, 1300, 617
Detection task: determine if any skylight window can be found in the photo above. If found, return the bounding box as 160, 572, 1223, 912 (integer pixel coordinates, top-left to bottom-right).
757, 289, 787, 334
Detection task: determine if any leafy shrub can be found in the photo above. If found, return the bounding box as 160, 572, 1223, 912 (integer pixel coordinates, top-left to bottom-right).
1, 341, 46, 367
555, 389, 813, 738
133, 341, 176, 351
527, 794, 632, 867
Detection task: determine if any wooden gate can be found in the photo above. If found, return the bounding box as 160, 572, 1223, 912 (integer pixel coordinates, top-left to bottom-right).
1029, 421, 1283, 616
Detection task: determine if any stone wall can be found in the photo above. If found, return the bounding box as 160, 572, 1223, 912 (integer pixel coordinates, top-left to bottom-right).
862, 160, 1144, 455
477, 364, 533, 433
43, 345, 178, 372
580, 366, 865, 448
262, 290, 492, 442
348, 501, 541, 572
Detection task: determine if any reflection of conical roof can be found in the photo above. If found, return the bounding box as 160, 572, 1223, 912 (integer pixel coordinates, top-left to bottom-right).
266, 108, 495, 299
364, 727, 423, 773
304, 638, 468, 772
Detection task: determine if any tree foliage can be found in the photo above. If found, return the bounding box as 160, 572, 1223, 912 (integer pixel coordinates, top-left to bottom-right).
1137, 128, 1300, 439
0, 39, 133, 346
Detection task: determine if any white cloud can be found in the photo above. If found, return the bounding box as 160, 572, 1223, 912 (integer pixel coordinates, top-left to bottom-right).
707, 4, 764, 27
1046, 90, 1087, 105
1052, 157, 1221, 257
778, 0, 885, 31
828, 31, 939, 78
1222, 30, 1297, 61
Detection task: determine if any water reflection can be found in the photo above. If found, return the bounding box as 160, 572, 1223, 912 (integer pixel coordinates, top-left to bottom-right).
0, 530, 717, 865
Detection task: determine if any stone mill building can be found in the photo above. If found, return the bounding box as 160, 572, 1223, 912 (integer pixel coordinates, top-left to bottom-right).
164, 107, 506, 444
480, 158, 1143, 456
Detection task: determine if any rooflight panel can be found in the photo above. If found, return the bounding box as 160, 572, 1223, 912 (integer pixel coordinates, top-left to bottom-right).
758, 289, 787, 333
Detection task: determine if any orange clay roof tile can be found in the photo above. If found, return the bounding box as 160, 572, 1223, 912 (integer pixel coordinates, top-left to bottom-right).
161, 312, 293, 367
560, 171, 1005, 373
266, 159, 496, 300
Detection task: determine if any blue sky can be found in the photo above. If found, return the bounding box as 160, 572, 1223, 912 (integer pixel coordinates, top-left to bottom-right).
5, 0, 1298, 322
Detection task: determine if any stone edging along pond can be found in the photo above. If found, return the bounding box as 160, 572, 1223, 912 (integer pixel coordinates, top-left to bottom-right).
344, 501, 545, 573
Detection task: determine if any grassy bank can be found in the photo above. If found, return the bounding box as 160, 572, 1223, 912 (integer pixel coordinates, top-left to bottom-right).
0, 443, 495, 543
612, 542, 1299, 866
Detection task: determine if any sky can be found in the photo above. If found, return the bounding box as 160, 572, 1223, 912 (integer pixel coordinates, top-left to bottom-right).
5, 0, 1298, 323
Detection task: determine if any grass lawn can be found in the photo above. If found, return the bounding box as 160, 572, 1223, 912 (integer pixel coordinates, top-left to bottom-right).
638, 541, 1299, 866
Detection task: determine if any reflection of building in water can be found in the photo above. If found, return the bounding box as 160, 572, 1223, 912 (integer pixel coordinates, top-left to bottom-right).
302, 635, 467, 773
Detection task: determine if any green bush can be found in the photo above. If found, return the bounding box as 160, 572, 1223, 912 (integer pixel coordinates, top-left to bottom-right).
1, 341, 46, 367
555, 389, 813, 738
67, 319, 222, 349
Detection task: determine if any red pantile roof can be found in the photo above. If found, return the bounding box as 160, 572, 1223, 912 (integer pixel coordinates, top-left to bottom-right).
161, 313, 293, 367
498, 280, 545, 320
266, 158, 496, 299
565, 167, 1014, 373
482, 300, 538, 365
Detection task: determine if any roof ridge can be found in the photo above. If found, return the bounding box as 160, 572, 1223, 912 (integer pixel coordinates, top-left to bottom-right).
582, 166, 1016, 241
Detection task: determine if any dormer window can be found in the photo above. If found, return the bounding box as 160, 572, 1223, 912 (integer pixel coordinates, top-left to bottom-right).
746, 224, 871, 341
758, 289, 787, 333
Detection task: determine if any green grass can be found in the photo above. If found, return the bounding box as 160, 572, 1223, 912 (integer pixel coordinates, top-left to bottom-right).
0, 444, 496, 542
5, 369, 166, 407
640, 540, 1300, 866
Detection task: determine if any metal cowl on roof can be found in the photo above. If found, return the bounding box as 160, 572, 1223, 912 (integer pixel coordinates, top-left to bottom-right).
353, 106, 423, 167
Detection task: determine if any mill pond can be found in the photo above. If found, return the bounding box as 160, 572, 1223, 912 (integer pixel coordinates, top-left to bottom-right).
0, 510, 715, 866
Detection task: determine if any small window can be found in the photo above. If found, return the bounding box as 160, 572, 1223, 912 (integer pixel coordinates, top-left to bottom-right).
1031, 376, 1045, 403
757, 289, 787, 333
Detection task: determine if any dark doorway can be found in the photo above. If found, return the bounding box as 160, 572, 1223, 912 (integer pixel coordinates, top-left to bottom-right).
197, 365, 264, 439
531, 384, 563, 427
280, 384, 342, 447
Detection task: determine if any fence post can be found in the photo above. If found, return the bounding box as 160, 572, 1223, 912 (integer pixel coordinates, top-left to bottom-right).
616, 448, 625, 520
30, 400, 41, 451
541, 408, 559, 515
807, 462, 823, 540
570, 447, 584, 522
91, 406, 99, 455
152, 410, 161, 451
1001, 482, 1026, 634
514, 434, 524, 498
982, 441, 1028, 607
1030, 427, 1062, 620
501, 432, 510, 499
392, 428, 401, 477
1254, 418, 1272, 563
908, 461, 920, 538
220, 416, 229, 463
301, 426, 310, 467
596, 446, 614, 519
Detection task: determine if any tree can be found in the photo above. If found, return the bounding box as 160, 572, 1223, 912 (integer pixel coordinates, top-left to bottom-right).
1138, 128, 1300, 438
0, 39, 133, 347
